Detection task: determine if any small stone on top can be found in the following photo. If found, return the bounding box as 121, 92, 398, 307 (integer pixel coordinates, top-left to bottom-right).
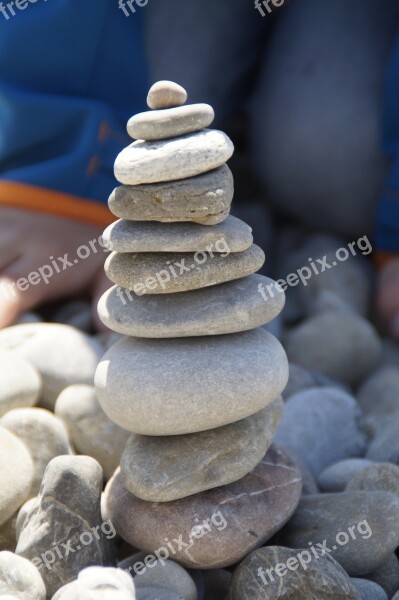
147, 80, 187, 110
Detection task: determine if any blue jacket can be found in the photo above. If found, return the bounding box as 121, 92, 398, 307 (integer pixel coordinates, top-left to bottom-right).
375, 35, 399, 256
0, 0, 148, 226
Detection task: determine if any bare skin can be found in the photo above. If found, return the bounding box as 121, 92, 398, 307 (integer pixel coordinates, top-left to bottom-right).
377, 258, 399, 340
0, 207, 109, 329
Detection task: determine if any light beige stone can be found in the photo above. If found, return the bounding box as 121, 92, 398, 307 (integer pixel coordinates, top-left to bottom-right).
0, 427, 33, 526
147, 80, 187, 110
114, 129, 234, 185
0, 350, 41, 417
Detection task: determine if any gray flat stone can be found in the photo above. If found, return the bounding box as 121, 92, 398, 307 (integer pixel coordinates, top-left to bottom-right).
114, 129, 234, 185
109, 164, 233, 225
95, 328, 289, 435
105, 446, 302, 569
275, 492, 399, 576
127, 104, 214, 141
102, 215, 252, 253
229, 546, 361, 600
105, 244, 265, 295
98, 274, 285, 338
120, 398, 284, 502
147, 81, 187, 110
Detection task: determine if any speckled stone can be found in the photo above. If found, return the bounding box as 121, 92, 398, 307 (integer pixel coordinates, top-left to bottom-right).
95, 328, 289, 435
120, 399, 284, 502
54, 384, 130, 480
0, 551, 46, 600
109, 164, 233, 225
147, 81, 187, 110
114, 130, 234, 186
127, 104, 214, 141
275, 492, 399, 576
105, 244, 265, 295
229, 546, 361, 600
102, 215, 252, 254
0, 350, 41, 417
0, 408, 72, 496
98, 274, 285, 338
104, 446, 302, 569
318, 459, 374, 492
0, 427, 33, 527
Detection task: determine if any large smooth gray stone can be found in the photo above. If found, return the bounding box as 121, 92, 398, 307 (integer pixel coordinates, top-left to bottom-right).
114, 129, 234, 185
105, 244, 265, 295
109, 164, 233, 225
275, 492, 399, 576
102, 215, 252, 253
98, 274, 285, 338
95, 328, 289, 435
275, 387, 366, 477
120, 399, 283, 502
105, 446, 302, 569
127, 104, 214, 140
229, 546, 361, 600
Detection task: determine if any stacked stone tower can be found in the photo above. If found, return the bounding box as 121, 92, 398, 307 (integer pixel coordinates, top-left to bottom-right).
96, 81, 299, 569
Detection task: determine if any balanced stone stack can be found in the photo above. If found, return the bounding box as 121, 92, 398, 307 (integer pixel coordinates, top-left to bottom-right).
96, 81, 300, 568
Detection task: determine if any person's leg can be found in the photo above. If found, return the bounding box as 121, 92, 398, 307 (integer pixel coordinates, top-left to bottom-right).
251, 0, 399, 239
145, 0, 269, 125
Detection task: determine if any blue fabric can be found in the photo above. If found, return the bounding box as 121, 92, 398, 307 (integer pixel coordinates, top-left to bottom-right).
0, 0, 148, 204
375, 35, 399, 252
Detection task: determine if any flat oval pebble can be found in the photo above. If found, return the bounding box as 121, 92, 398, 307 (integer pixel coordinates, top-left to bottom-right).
0, 427, 33, 526
0, 408, 72, 496
105, 446, 302, 569
114, 129, 234, 186
275, 387, 366, 477
95, 328, 288, 435
120, 398, 284, 502
0, 551, 46, 600
102, 215, 252, 253
105, 244, 265, 295
55, 384, 130, 480
147, 80, 187, 109
0, 324, 102, 409
98, 274, 285, 338
109, 164, 233, 225
127, 104, 214, 141
0, 349, 41, 417
275, 491, 399, 576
